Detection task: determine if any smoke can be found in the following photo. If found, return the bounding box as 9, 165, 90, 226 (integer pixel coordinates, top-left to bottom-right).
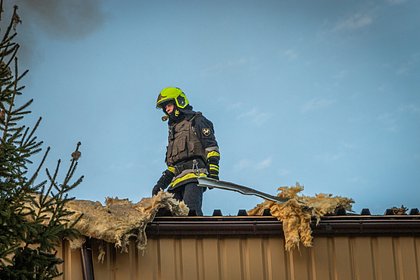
1, 0, 106, 66
16, 0, 105, 39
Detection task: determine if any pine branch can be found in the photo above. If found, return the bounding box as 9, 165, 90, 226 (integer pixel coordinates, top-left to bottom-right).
0, 6, 83, 278
1, 5, 18, 42
11, 98, 32, 115
24, 146, 50, 189
23, 117, 41, 146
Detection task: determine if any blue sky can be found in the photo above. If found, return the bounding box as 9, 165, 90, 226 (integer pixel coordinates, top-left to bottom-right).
7, 0, 420, 215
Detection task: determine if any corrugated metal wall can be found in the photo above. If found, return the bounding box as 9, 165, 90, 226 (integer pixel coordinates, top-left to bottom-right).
57, 235, 420, 280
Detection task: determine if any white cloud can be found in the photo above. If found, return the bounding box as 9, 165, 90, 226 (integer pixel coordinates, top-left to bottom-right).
315, 152, 345, 162
233, 159, 252, 172
234, 157, 273, 172
334, 13, 373, 31
226, 101, 243, 111
237, 107, 271, 126
255, 157, 272, 170
301, 98, 335, 113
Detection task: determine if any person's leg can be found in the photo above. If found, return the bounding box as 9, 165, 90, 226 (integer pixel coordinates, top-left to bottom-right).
182, 182, 204, 216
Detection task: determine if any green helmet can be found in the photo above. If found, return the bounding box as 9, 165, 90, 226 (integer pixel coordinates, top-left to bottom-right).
156, 87, 189, 109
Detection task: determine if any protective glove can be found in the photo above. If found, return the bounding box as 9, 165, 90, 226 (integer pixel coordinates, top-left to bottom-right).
152, 170, 174, 196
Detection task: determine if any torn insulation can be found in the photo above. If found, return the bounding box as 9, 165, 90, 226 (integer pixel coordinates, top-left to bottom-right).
248, 183, 354, 251
65, 191, 189, 260
29, 184, 352, 256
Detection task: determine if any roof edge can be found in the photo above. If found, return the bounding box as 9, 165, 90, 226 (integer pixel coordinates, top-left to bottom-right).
146, 216, 420, 237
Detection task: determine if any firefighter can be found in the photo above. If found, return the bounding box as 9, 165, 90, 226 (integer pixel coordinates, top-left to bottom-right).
152, 87, 220, 216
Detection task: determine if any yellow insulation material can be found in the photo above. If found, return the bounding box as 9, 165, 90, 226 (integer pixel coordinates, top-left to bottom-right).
248, 183, 354, 251
66, 191, 189, 253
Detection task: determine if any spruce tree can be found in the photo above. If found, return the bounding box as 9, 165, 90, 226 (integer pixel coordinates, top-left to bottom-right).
0, 5, 83, 279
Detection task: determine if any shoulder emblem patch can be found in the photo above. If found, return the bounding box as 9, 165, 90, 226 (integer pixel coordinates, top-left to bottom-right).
202, 128, 211, 136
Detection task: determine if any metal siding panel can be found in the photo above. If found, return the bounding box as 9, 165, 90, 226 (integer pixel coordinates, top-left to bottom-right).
202, 237, 221, 280
371, 237, 379, 280
311, 237, 333, 280
332, 237, 354, 280
92, 242, 111, 280
398, 237, 419, 280
129, 241, 138, 280
261, 237, 270, 280
393, 237, 404, 280
288, 246, 312, 280
416, 237, 420, 280
326, 238, 336, 280
196, 238, 205, 280
265, 237, 289, 280
91, 242, 115, 280
351, 237, 376, 280
243, 237, 266, 280
109, 242, 117, 280
62, 242, 83, 280
260, 238, 270, 280
62, 241, 73, 280
59, 235, 420, 280
180, 239, 199, 280
158, 238, 178, 280
114, 243, 133, 279
138, 238, 159, 280
221, 238, 244, 280
175, 238, 183, 280
374, 237, 397, 280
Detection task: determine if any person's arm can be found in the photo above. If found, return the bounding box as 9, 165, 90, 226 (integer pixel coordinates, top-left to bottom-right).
193, 115, 220, 179
206, 148, 220, 179
152, 167, 175, 195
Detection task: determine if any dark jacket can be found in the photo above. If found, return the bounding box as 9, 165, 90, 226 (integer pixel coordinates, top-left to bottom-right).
166, 108, 219, 189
